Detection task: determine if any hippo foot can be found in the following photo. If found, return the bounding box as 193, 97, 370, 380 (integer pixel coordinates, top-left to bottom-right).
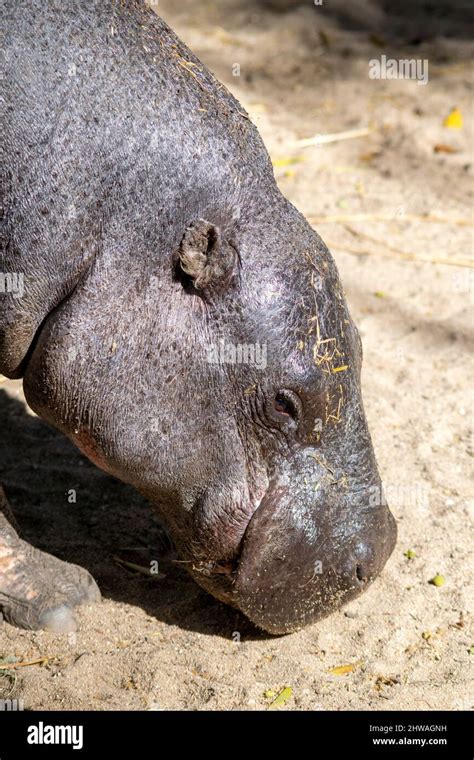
0, 489, 100, 632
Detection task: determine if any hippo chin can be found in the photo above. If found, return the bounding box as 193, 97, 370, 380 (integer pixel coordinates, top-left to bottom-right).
1, 0, 396, 634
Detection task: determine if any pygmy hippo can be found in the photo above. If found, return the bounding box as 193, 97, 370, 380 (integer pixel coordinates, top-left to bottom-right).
1, 0, 396, 634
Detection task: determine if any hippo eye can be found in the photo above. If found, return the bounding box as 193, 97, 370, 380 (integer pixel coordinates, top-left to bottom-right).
273, 391, 300, 421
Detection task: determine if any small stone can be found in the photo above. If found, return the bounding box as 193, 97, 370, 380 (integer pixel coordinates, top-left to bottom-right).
344, 609, 359, 619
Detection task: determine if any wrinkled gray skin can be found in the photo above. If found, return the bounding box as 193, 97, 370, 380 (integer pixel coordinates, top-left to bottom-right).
0, 0, 396, 634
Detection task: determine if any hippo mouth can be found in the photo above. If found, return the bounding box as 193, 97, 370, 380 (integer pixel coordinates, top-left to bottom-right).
180, 489, 266, 595
186, 480, 397, 635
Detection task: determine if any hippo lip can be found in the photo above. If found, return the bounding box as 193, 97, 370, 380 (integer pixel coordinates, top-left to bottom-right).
181, 486, 271, 601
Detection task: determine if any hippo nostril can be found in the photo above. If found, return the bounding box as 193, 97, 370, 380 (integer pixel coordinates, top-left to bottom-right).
352, 539, 377, 584
355, 564, 368, 583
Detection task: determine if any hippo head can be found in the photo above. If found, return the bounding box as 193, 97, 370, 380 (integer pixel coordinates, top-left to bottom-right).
120, 199, 395, 634
24, 196, 397, 635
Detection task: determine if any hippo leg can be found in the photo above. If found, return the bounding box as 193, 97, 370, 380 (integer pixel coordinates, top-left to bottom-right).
0, 486, 100, 632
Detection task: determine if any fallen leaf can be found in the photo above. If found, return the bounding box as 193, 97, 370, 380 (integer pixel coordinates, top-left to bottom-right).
329, 660, 363, 676
268, 686, 293, 709
443, 108, 463, 130
359, 151, 382, 162
434, 143, 459, 154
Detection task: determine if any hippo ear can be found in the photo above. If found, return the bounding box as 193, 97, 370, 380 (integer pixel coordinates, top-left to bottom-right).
175, 219, 238, 294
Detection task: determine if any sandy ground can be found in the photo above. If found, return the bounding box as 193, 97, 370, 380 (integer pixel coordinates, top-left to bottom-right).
1, 0, 473, 711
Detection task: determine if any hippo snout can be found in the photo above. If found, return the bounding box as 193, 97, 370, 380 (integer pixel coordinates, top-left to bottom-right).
227, 478, 397, 635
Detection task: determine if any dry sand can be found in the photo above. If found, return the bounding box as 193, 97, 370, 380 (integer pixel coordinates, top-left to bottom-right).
1, 0, 472, 711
